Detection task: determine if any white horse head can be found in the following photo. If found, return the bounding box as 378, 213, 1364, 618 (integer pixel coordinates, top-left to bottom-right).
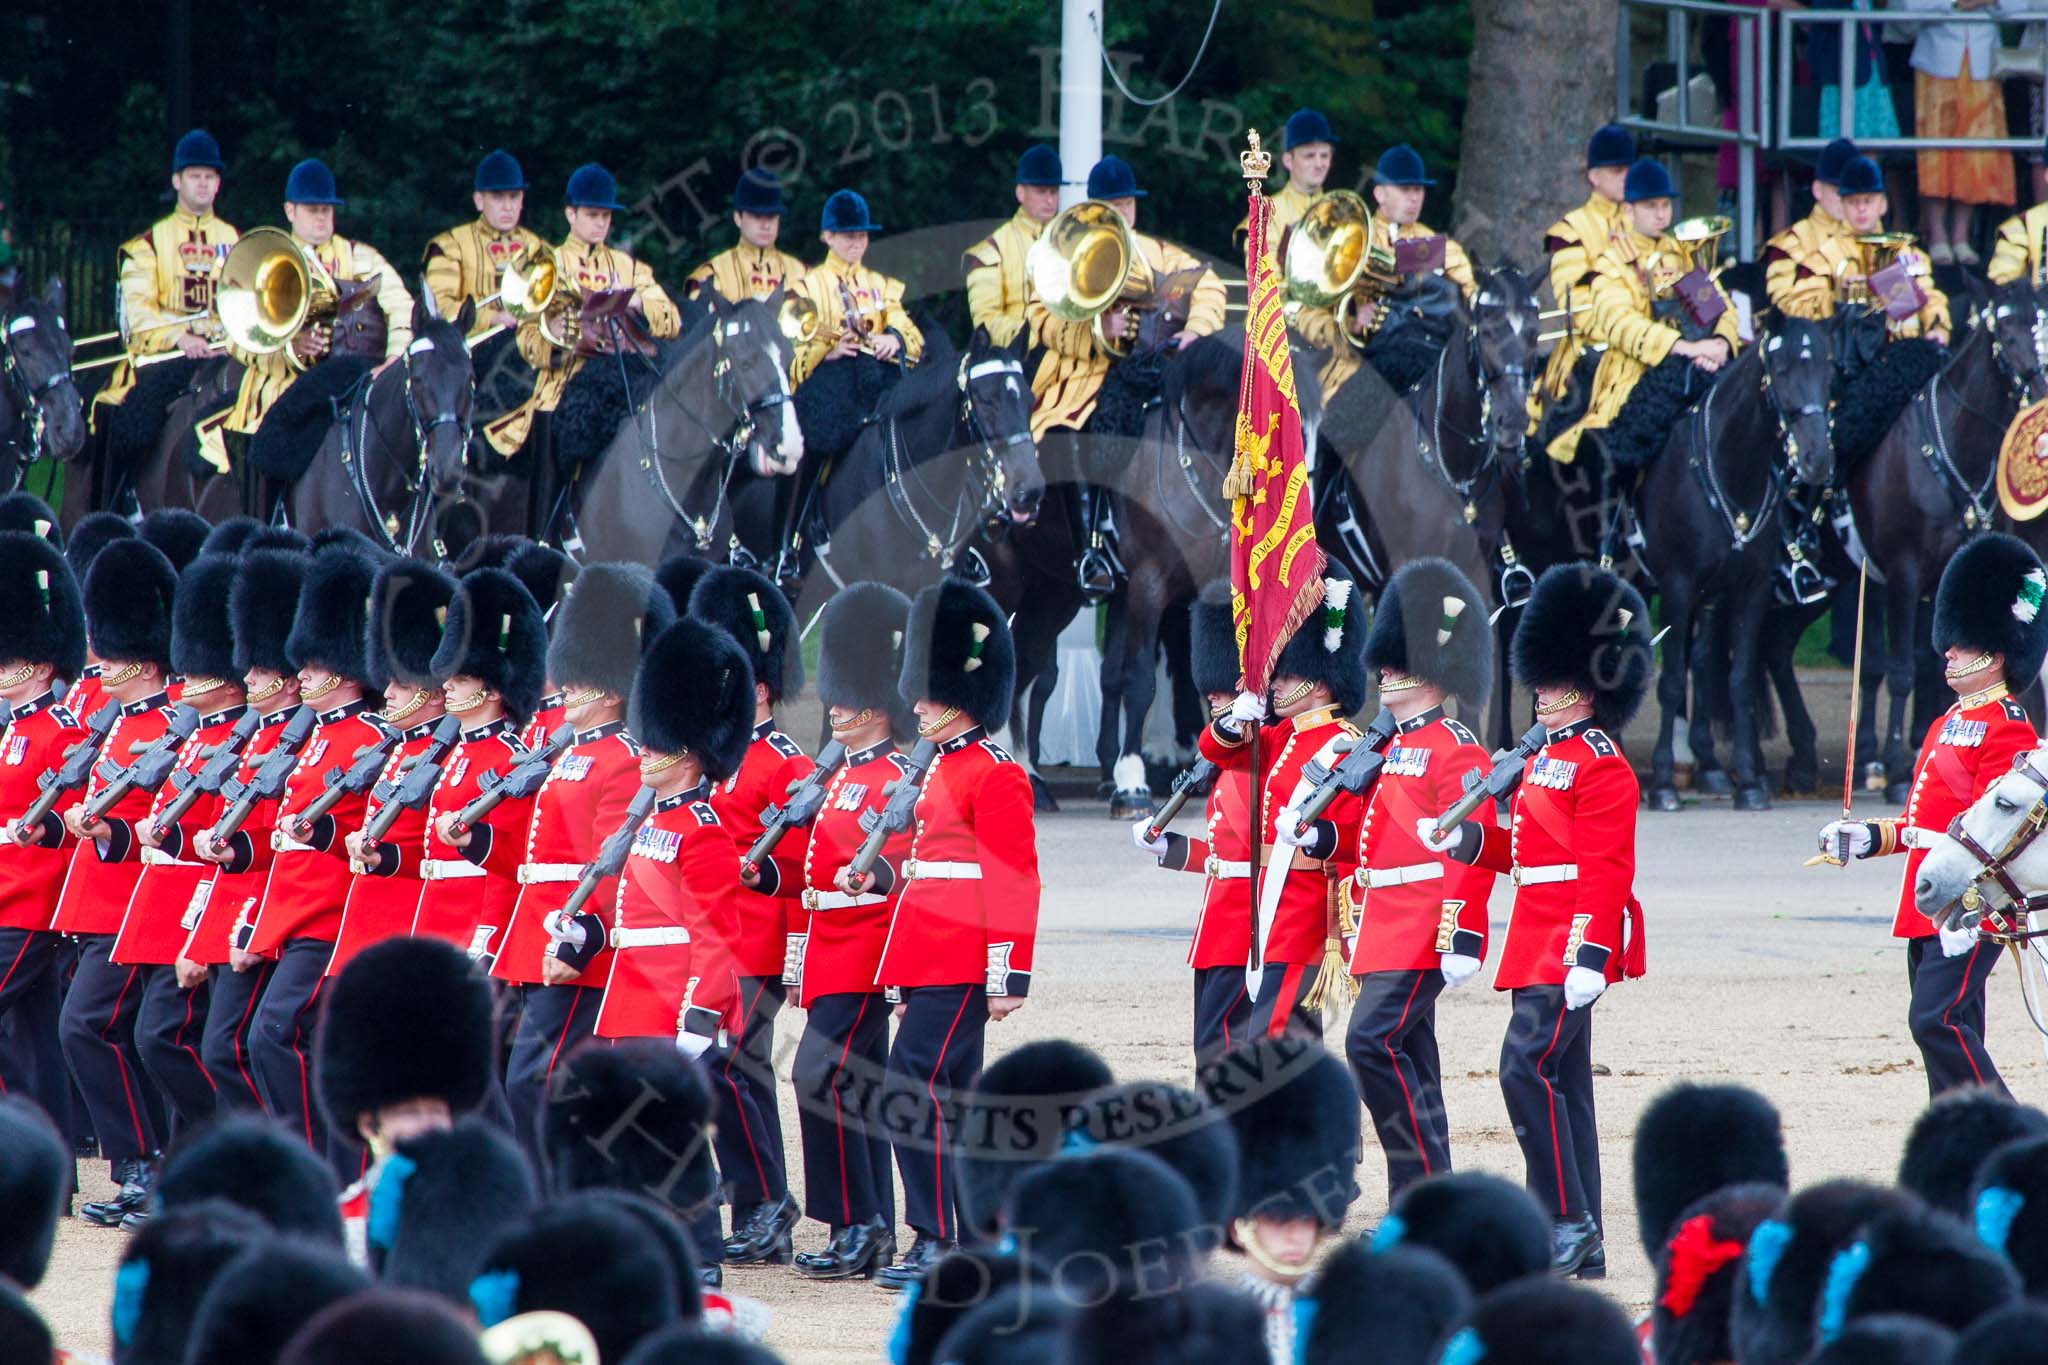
1915, 754, 2048, 929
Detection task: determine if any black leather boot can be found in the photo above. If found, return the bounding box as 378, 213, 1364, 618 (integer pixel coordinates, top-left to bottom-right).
793, 1216, 896, 1280
1551, 1212, 1604, 1278
79, 1156, 155, 1227
875, 1232, 955, 1292
722, 1193, 800, 1265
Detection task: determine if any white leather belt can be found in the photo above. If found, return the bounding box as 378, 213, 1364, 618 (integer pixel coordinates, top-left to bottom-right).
612, 925, 689, 949
1358, 863, 1443, 890
1511, 863, 1579, 886
1204, 856, 1251, 880
141, 848, 201, 869
903, 859, 980, 881
270, 832, 315, 853
421, 858, 483, 881
803, 888, 885, 910
517, 862, 583, 885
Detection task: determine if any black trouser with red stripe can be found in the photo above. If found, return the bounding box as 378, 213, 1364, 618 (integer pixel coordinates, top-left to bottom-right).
201, 960, 272, 1112
57, 934, 163, 1162
1499, 984, 1599, 1222
1346, 968, 1451, 1199
886, 983, 988, 1241
506, 980, 601, 1169
135, 968, 216, 1140
0, 927, 73, 1127
251, 937, 365, 1181
793, 990, 896, 1229
1246, 960, 1325, 1041
1907, 935, 2007, 1099
712, 974, 789, 1222
1192, 966, 1254, 1062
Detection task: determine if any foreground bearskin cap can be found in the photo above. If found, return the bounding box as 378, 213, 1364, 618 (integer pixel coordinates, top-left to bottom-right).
1933, 533, 2048, 685
470, 1201, 681, 1365
688, 564, 803, 702
430, 567, 547, 725
1815, 1202, 2019, 1341
1898, 1089, 2048, 1219
1443, 1278, 1645, 1365
196, 516, 264, 559
1956, 1302, 2048, 1365
1188, 579, 1240, 697
230, 548, 308, 678
182, 1236, 370, 1365
1300, 1239, 1473, 1365
1632, 1081, 1789, 1258
957, 1039, 1115, 1239
1511, 562, 1653, 732
1003, 1147, 1205, 1297
84, 538, 177, 670
64, 510, 135, 582
468, 535, 575, 618
1731, 1180, 1920, 1365
653, 554, 712, 626
542, 1040, 719, 1219
0, 531, 85, 679
155, 1115, 344, 1244
617, 1327, 785, 1365
0, 492, 58, 543
546, 562, 674, 699
896, 1248, 1038, 1365
1209, 1037, 1361, 1227
1379, 1170, 1553, 1295
1365, 556, 1493, 711
276, 1289, 490, 1365
1075, 1080, 1241, 1231
365, 558, 457, 690
245, 526, 311, 553
1649, 1183, 1784, 1365
1270, 562, 1369, 716
1808, 1315, 1957, 1365
286, 543, 383, 689
900, 576, 1016, 730
170, 554, 242, 684
315, 937, 495, 1130
0, 1096, 66, 1288
1063, 1281, 1267, 1365
0, 1282, 50, 1365
1973, 1134, 2048, 1296
628, 618, 755, 781
815, 581, 914, 731
138, 507, 211, 572
114, 1199, 271, 1365
580, 1190, 703, 1325
373, 1121, 537, 1305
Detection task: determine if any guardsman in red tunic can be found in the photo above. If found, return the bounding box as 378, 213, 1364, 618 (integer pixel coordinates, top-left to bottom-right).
867, 577, 1039, 1289
1341, 557, 1497, 1200
1426, 562, 1652, 1278
1132, 581, 1256, 1060
689, 564, 811, 1264
755, 582, 914, 1281
440, 563, 673, 1161
1197, 565, 1371, 1042
410, 566, 547, 962
1819, 534, 2048, 1099
333, 560, 458, 975
59, 512, 141, 724
197, 542, 389, 1175
0, 531, 89, 1140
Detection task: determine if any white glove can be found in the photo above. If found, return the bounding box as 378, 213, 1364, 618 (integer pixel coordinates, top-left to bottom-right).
676, 1030, 713, 1059
1130, 817, 1169, 857
1227, 690, 1268, 729
1563, 965, 1607, 1010
1939, 922, 1980, 959
1274, 807, 1317, 849
1817, 820, 1872, 860
1415, 817, 1458, 854
1440, 952, 1483, 989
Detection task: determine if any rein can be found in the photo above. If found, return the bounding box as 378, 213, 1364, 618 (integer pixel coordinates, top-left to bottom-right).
1944, 754, 2048, 926
1913, 328, 2023, 533
0, 310, 75, 481
880, 356, 1026, 567
335, 345, 473, 556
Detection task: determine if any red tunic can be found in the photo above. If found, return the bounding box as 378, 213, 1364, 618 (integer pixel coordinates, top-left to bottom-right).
0, 694, 87, 932
518, 695, 564, 752
1346, 710, 1498, 974
1885, 688, 2035, 939
110, 703, 250, 966
763, 740, 915, 1004
409, 718, 527, 960
244, 702, 386, 953
476, 722, 640, 987
874, 729, 1039, 995
327, 723, 439, 975
177, 709, 297, 965
710, 722, 815, 980
51, 693, 176, 936
1157, 766, 1254, 970
1470, 722, 1646, 990
65, 666, 104, 725
598, 787, 743, 1038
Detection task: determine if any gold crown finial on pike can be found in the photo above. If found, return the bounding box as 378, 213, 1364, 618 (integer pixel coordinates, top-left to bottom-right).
1240, 129, 1271, 188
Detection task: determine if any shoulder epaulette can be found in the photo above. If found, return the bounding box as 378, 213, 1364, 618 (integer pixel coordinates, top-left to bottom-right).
689, 801, 718, 827
617, 734, 643, 757
979, 738, 1016, 764
49, 706, 77, 728
1442, 717, 1479, 746
766, 732, 805, 760
2003, 697, 2028, 722
1583, 729, 1617, 758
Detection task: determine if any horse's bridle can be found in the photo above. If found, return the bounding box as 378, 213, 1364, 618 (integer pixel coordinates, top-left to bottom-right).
339, 343, 474, 555
627, 317, 788, 553
959, 355, 1032, 527
1, 311, 74, 475
1940, 752, 2048, 932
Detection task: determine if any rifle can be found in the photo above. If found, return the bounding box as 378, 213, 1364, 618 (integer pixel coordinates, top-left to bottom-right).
556, 785, 658, 926
1288, 707, 1399, 839
1429, 722, 1549, 839
1142, 756, 1219, 844
206, 706, 318, 850
846, 738, 938, 883
278, 716, 403, 844
79, 704, 203, 824
148, 710, 264, 842
741, 739, 847, 877
448, 722, 575, 836
357, 715, 462, 849
12, 702, 118, 838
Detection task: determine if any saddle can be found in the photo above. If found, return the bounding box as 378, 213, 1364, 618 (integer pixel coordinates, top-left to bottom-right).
1377, 273, 1461, 348
569, 289, 658, 360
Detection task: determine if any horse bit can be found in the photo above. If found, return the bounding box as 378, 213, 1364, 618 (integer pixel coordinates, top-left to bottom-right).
339, 341, 472, 555
1, 313, 71, 474
640, 319, 789, 552
1938, 752, 2048, 935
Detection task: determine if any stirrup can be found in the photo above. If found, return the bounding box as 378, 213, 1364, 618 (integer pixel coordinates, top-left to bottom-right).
1777, 548, 1832, 607
1076, 546, 1118, 598
1498, 560, 1535, 610
772, 545, 805, 597
957, 546, 992, 587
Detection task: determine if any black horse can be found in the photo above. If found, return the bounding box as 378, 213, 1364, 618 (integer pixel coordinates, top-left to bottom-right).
0, 279, 87, 493
123, 358, 243, 525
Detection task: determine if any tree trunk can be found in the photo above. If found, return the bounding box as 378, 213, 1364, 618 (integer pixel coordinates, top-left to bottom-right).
1453, 0, 1619, 279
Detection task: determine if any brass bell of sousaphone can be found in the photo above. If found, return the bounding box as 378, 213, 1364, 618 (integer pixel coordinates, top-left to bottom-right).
1027, 199, 1141, 356
778, 292, 822, 348
468, 248, 567, 349
1668, 214, 1734, 276
216, 225, 339, 368
478, 1310, 601, 1365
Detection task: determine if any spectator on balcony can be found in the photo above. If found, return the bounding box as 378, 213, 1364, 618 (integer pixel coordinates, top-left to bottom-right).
1902, 0, 2024, 265
1812, 1, 1905, 142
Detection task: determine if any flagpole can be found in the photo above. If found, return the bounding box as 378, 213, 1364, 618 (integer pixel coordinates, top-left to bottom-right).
1237, 131, 1271, 979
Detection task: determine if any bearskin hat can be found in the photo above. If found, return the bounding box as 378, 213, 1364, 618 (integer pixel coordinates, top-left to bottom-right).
1377, 1170, 1553, 1295
1365, 556, 1494, 712
579, 1190, 703, 1325
315, 937, 494, 1130
1899, 1089, 2048, 1219
618, 1328, 786, 1365
0, 531, 85, 679
230, 548, 307, 678
1074, 1080, 1241, 1231
542, 1040, 719, 1219
1442, 1278, 1642, 1365
1731, 1180, 1921, 1365
1189, 579, 1240, 697
546, 562, 673, 699
1934, 533, 2048, 685
84, 538, 177, 670
0, 491, 58, 542
245, 526, 310, 553
1511, 562, 1654, 732
653, 554, 712, 625
1300, 1239, 1473, 1365
307, 525, 382, 559
196, 516, 264, 559
0, 1095, 66, 1288
1063, 1282, 1268, 1365
365, 558, 457, 691
1814, 1202, 2019, 1342
465, 535, 576, 619
1632, 1081, 1789, 1258
276, 1290, 490, 1365
935, 1289, 1074, 1365
470, 1201, 682, 1365
1207, 1036, 1362, 1228
430, 567, 547, 725
1268, 563, 1369, 715
138, 507, 211, 573
1809, 1316, 1957, 1365
1968, 1134, 2048, 1296
286, 543, 382, 688
182, 1235, 370, 1365
815, 581, 914, 731
688, 565, 803, 703
1955, 1303, 2048, 1365
1648, 1183, 1784, 1365
628, 618, 755, 780
0, 1283, 49, 1365
65, 509, 135, 582
900, 577, 1016, 730
1003, 1147, 1205, 1297
169, 554, 241, 684
114, 1199, 271, 1365
371, 1121, 538, 1304
894, 1248, 1038, 1365
957, 1039, 1115, 1239
155, 1115, 344, 1244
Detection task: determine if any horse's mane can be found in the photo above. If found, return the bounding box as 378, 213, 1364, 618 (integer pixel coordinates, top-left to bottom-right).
873, 327, 962, 424
1163, 330, 1244, 412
